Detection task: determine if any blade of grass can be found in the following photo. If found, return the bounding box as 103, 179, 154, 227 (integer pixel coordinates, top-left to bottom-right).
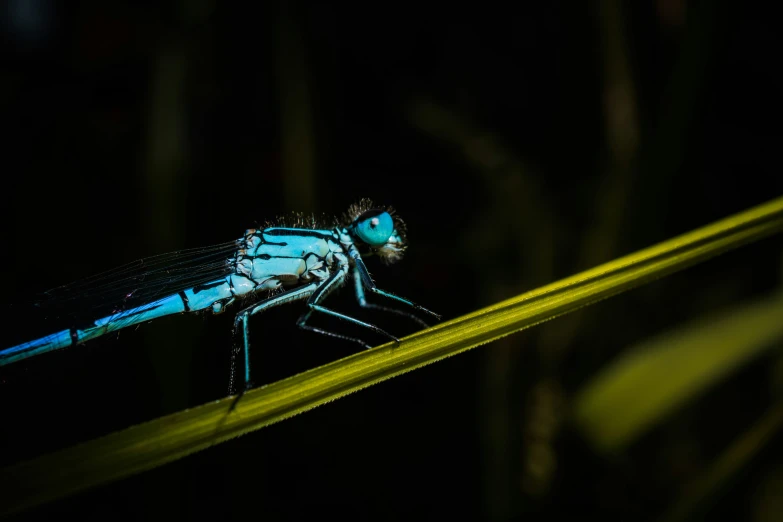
2, 195, 783, 516
573, 293, 783, 452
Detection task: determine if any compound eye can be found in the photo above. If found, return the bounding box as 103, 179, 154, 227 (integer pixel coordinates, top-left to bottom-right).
354, 210, 394, 246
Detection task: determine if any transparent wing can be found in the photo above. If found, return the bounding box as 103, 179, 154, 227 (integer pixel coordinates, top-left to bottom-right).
31, 239, 242, 325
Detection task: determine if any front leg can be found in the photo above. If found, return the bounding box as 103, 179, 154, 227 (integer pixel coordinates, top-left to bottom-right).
352, 267, 429, 327
351, 252, 441, 321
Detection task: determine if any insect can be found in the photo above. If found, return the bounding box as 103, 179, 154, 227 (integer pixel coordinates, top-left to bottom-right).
0, 199, 439, 393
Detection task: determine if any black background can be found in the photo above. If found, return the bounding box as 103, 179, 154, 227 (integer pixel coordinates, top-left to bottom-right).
1, 1, 783, 520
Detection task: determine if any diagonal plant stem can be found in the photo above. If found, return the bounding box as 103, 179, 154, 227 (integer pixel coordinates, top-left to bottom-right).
658, 401, 783, 522
2, 195, 783, 517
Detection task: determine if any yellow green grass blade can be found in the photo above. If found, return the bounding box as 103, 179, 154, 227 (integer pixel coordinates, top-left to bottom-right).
2, 195, 783, 517
574, 293, 783, 452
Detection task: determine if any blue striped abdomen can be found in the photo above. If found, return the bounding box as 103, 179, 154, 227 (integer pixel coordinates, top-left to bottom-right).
1, 227, 346, 367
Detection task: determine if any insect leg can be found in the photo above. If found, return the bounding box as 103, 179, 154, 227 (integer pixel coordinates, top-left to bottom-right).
352, 254, 441, 320
297, 267, 400, 346
352, 266, 429, 327
231, 283, 317, 395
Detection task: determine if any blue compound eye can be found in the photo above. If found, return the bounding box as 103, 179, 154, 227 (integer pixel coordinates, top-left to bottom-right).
355, 211, 394, 246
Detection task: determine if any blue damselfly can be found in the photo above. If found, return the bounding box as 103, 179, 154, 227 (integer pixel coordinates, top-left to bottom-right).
0, 199, 439, 393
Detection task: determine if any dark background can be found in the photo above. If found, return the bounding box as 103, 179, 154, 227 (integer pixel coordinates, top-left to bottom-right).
1, 1, 783, 520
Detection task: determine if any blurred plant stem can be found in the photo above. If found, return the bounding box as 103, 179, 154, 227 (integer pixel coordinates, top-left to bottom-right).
142, 33, 193, 414
276, 1, 316, 213
409, 97, 555, 516
143, 42, 187, 252
535, 0, 639, 367
659, 401, 783, 522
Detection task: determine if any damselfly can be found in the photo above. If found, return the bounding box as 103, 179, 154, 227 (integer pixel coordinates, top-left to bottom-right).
0, 199, 439, 393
